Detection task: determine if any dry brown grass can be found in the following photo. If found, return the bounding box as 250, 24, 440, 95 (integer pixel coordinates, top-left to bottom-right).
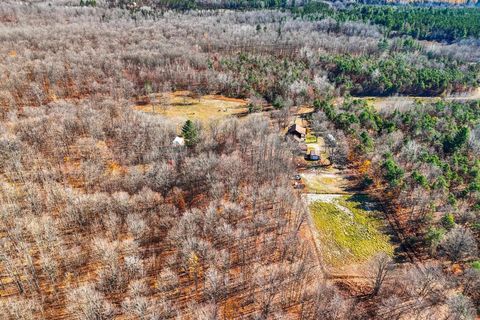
134, 91, 248, 126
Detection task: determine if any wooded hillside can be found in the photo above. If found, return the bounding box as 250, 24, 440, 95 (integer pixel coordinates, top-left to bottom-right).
0, 1, 479, 319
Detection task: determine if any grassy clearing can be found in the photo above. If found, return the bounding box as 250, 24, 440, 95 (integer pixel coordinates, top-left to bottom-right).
134, 91, 247, 125
301, 167, 347, 194
305, 133, 317, 144
310, 195, 393, 266
303, 173, 346, 194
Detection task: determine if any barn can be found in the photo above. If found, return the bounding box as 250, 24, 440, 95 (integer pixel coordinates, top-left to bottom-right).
287, 124, 306, 141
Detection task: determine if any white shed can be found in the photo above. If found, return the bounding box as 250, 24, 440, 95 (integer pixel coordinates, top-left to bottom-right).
172, 136, 185, 146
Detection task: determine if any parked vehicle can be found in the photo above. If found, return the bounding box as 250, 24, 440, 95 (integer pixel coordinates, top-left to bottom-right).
305, 150, 320, 161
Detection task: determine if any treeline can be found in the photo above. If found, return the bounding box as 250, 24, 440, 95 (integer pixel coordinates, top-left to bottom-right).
321, 52, 479, 96
339, 6, 480, 42
297, 3, 480, 42
102, 0, 310, 10
214, 53, 313, 105
101, 0, 480, 43
0, 2, 478, 116
0, 3, 380, 113
213, 49, 478, 100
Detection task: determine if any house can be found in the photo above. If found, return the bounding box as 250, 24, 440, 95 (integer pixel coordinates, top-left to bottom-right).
287, 124, 307, 141
172, 136, 185, 146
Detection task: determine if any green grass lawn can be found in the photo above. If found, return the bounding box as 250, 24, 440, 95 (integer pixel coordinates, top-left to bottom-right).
310, 195, 393, 266
305, 134, 317, 143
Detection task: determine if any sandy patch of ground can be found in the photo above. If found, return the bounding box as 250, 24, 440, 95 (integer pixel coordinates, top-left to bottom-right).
301, 167, 351, 194
295, 106, 315, 115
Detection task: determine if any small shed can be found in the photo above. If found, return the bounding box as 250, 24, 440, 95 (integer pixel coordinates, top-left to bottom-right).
287, 124, 307, 141
305, 150, 320, 161
172, 136, 185, 146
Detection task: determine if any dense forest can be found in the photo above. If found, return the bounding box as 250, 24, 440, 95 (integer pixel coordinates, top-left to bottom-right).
0, 98, 334, 319
311, 97, 480, 315
298, 3, 480, 42
1, 1, 478, 114
338, 6, 480, 41
315, 98, 480, 251
0, 0, 479, 319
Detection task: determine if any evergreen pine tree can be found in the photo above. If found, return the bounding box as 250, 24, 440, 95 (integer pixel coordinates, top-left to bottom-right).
182, 120, 198, 147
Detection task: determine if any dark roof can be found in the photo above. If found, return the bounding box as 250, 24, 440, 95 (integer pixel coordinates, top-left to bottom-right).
289, 124, 306, 135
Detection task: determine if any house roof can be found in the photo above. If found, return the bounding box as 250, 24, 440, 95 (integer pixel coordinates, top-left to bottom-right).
290, 124, 306, 135
172, 136, 185, 146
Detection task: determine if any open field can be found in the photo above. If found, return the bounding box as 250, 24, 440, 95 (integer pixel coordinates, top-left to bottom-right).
309, 195, 393, 267
353, 87, 480, 112
134, 91, 248, 125
302, 170, 349, 194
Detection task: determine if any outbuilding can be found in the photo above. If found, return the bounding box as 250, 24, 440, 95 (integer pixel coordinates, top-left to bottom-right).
172, 136, 185, 146
287, 124, 307, 141
305, 150, 320, 161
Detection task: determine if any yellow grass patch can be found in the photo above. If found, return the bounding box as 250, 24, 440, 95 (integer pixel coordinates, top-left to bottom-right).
305, 133, 317, 144
134, 91, 248, 125
302, 173, 347, 194
310, 195, 393, 267
296, 106, 315, 115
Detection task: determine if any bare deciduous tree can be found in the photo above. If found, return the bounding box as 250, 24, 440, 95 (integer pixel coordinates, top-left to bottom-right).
446, 294, 476, 320
67, 285, 114, 320
0, 297, 40, 320
370, 252, 393, 296
440, 226, 478, 262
